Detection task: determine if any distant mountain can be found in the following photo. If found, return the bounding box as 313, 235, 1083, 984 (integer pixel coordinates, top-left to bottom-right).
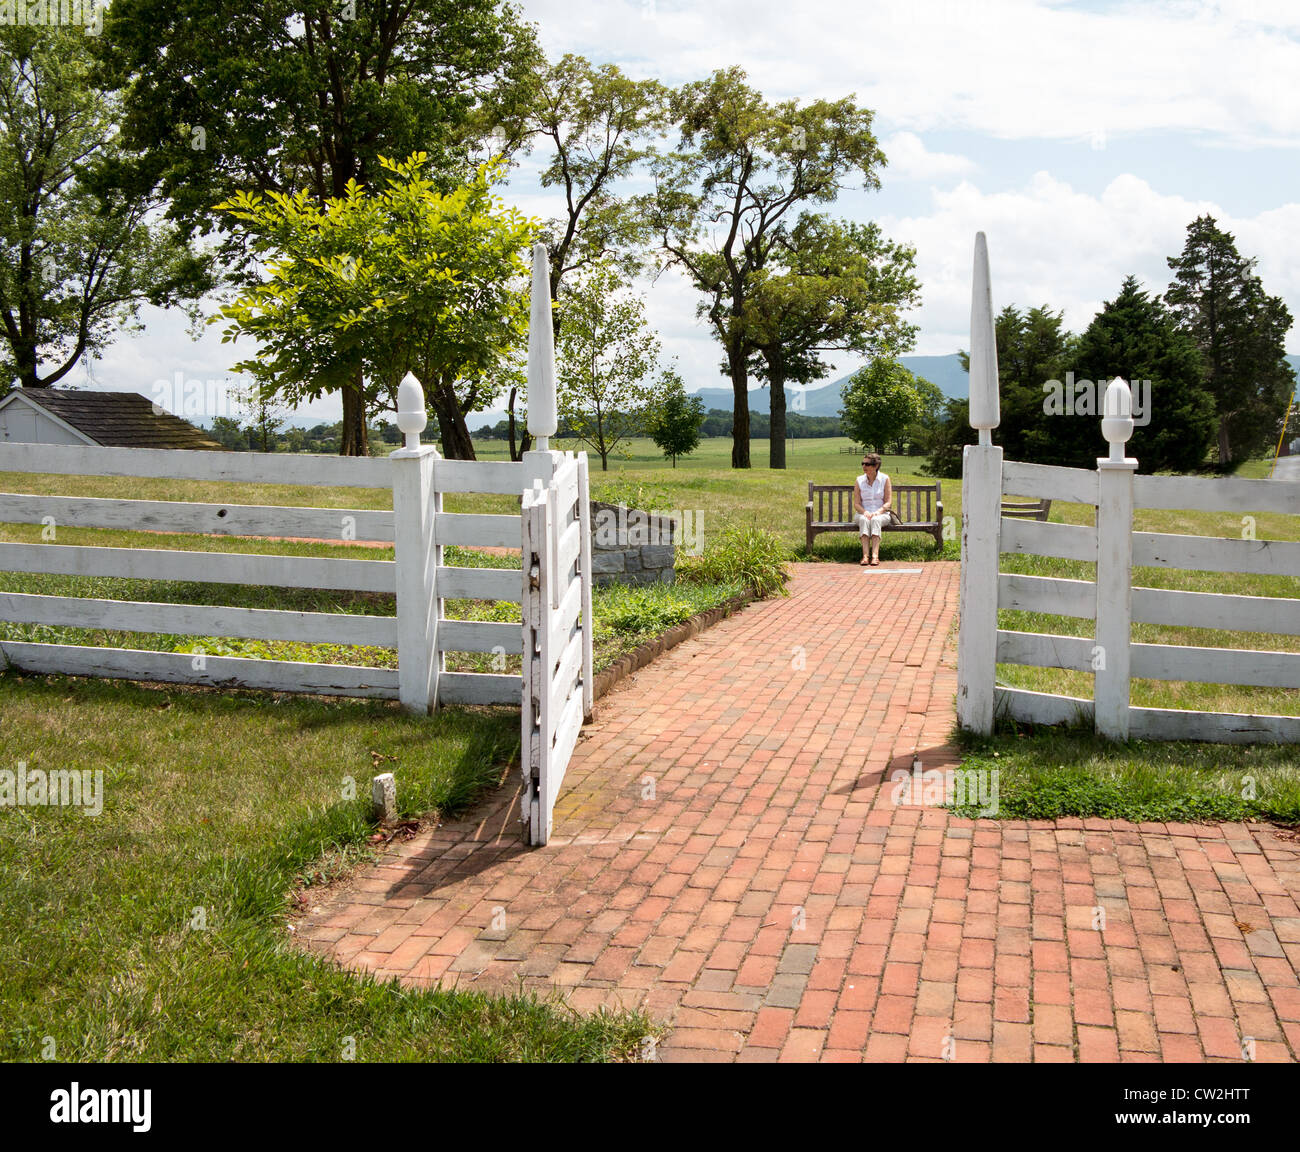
684, 353, 969, 417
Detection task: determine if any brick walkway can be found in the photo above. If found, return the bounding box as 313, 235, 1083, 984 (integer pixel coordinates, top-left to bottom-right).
295, 561, 1300, 1062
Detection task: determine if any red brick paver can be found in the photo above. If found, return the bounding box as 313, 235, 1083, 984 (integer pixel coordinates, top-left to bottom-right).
294, 562, 1300, 1062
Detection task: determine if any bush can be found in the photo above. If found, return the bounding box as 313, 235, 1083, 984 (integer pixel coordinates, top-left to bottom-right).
677, 525, 790, 598
595, 581, 744, 636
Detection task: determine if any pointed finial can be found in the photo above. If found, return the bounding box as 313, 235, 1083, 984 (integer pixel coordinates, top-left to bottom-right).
968, 232, 1000, 445
527, 243, 557, 451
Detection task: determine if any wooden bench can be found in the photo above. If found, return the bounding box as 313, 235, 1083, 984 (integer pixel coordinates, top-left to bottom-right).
806, 481, 944, 551
1000, 498, 1052, 520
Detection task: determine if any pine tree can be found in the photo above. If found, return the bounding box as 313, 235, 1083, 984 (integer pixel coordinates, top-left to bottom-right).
1068, 276, 1216, 471
1165, 215, 1295, 470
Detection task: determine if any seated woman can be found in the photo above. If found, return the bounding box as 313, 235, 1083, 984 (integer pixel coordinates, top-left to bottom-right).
853, 453, 892, 566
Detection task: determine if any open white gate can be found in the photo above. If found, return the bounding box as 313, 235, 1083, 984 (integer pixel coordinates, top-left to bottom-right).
521, 450, 594, 844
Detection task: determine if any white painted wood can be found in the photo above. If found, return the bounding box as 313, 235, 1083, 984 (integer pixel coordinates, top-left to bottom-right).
577, 452, 594, 722
1094, 458, 1136, 739
1130, 643, 1300, 689
437, 671, 523, 706
0, 442, 393, 488
0, 541, 397, 592
1001, 460, 1098, 505
436, 566, 522, 603
1131, 586, 1300, 635
0, 491, 394, 542
434, 512, 520, 549
0, 641, 399, 697
437, 619, 523, 655
1134, 473, 1300, 516
0, 592, 397, 647
392, 447, 439, 715
995, 686, 1094, 727
550, 576, 583, 655
997, 573, 1096, 619
535, 481, 557, 845
956, 442, 1002, 734
430, 458, 524, 496
1133, 532, 1300, 577
555, 516, 583, 585
1128, 707, 1300, 744
550, 688, 584, 783
996, 629, 1096, 671
968, 233, 1000, 435
549, 628, 584, 718
999, 517, 1097, 562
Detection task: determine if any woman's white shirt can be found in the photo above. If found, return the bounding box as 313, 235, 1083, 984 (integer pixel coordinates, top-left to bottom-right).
857, 471, 889, 513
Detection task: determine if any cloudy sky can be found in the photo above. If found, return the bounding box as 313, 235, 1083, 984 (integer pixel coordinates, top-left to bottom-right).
82, 0, 1300, 421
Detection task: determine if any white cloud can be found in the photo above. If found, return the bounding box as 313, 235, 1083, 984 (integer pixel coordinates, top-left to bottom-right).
880, 132, 975, 182
880, 172, 1300, 355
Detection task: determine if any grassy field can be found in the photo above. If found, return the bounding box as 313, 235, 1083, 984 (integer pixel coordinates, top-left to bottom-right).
0, 675, 652, 1061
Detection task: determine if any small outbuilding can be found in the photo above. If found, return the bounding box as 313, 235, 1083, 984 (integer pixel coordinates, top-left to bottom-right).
0, 387, 223, 450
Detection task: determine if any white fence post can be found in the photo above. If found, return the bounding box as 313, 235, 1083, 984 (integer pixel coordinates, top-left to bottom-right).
1094, 378, 1137, 740
391, 373, 442, 715
577, 452, 594, 723
957, 232, 1003, 735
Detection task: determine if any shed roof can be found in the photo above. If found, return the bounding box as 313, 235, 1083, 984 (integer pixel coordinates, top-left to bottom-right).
1, 389, 224, 450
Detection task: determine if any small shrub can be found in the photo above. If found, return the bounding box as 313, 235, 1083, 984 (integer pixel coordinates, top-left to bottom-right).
677, 525, 790, 598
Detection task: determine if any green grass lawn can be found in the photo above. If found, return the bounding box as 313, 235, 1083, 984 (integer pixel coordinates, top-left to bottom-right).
0, 675, 651, 1061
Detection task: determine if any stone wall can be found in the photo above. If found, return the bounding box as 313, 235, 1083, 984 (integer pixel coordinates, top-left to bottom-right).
589, 500, 677, 588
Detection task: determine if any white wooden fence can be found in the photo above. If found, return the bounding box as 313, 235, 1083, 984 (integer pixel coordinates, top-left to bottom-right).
0, 244, 598, 843
521, 451, 595, 845
958, 232, 1300, 745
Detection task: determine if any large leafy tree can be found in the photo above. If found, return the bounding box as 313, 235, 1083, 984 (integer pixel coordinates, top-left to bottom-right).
1070, 275, 1215, 472
505, 54, 668, 459
649, 67, 885, 468
743, 213, 920, 468
840, 359, 925, 454
555, 262, 672, 471
98, 0, 541, 453
215, 155, 537, 460
0, 27, 207, 390
1165, 215, 1295, 470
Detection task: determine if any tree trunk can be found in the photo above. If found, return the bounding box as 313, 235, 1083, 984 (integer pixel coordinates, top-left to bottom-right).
340, 372, 369, 456
1217, 419, 1232, 470
507, 386, 532, 461
431, 375, 476, 459
768, 354, 787, 470
728, 337, 750, 469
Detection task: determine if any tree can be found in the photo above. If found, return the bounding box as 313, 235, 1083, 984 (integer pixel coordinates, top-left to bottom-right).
1069, 275, 1215, 472
0, 27, 208, 389
647, 369, 704, 467
1165, 215, 1295, 470
899, 375, 945, 455
236, 380, 288, 453
923, 398, 974, 480
959, 305, 1077, 462
99, 0, 541, 454
208, 415, 249, 451
504, 55, 669, 461
743, 213, 921, 468
649, 67, 885, 468
215, 155, 537, 459
555, 262, 670, 470
839, 359, 925, 454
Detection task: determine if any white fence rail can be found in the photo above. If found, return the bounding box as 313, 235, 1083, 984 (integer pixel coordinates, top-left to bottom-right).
957, 231, 1300, 745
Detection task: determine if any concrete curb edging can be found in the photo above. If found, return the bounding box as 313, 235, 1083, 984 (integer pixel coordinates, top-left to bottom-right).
591, 591, 754, 702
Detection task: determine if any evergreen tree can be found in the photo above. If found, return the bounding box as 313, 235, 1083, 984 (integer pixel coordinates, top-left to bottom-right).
1068, 275, 1215, 472
1165, 215, 1295, 470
